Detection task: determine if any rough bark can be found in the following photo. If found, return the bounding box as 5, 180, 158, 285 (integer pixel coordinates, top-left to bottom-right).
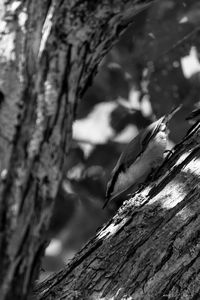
35, 121, 200, 300
0, 0, 154, 299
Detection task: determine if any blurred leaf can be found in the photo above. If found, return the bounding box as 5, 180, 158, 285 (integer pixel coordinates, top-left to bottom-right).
49, 184, 78, 236
179, 3, 200, 26
110, 104, 151, 133
77, 62, 130, 119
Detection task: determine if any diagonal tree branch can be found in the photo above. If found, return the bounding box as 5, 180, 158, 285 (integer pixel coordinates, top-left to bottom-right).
35, 120, 200, 300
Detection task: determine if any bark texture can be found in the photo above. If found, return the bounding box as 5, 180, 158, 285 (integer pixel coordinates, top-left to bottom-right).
35, 121, 200, 300
0, 0, 154, 299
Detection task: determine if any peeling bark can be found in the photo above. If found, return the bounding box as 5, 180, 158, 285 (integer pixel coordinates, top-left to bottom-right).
0, 0, 154, 299
35, 122, 200, 300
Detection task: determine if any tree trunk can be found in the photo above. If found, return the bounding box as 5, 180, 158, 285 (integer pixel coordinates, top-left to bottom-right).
0, 0, 154, 299
35, 122, 200, 300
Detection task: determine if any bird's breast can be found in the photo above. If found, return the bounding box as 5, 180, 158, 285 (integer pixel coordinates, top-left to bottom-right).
113, 131, 167, 194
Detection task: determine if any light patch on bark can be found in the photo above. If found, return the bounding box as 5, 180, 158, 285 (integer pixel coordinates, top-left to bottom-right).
97, 218, 128, 240
28, 92, 46, 159
0, 169, 7, 180
160, 155, 200, 211
38, 2, 56, 58
44, 79, 58, 116
157, 180, 186, 209
0, 1, 26, 62
18, 10, 27, 32
0, 25, 15, 61
7, 1, 21, 13
178, 151, 200, 174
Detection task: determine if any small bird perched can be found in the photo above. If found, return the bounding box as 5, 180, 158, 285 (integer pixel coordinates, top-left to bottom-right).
103, 106, 181, 209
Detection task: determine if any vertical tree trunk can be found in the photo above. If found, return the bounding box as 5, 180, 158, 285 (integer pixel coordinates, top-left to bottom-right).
0, 0, 153, 299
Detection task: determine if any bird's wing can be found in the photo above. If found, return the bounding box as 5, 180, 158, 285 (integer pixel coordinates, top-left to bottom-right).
104, 117, 165, 207
105, 133, 142, 202
103, 173, 145, 209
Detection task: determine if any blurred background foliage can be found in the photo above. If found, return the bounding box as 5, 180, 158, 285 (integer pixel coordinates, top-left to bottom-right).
41, 0, 200, 278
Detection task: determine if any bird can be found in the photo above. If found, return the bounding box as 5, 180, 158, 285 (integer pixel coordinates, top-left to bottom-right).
103, 105, 181, 209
